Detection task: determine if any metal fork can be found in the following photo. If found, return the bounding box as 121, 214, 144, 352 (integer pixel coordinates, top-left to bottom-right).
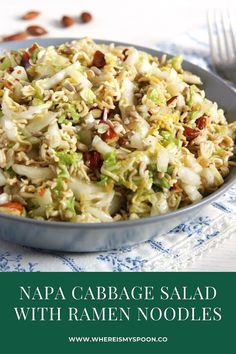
207, 8, 236, 83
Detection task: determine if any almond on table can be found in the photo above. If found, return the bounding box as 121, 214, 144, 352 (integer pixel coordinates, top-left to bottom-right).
80, 12, 92, 23
3, 32, 28, 41
22, 11, 40, 20
26, 25, 48, 36
61, 16, 75, 27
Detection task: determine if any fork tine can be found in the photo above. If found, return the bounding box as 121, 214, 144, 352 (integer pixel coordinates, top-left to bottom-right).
207, 8, 236, 82
207, 10, 219, 64
227, 9, 236, 57
221, 10, 232, 60
213, 8, 227, 62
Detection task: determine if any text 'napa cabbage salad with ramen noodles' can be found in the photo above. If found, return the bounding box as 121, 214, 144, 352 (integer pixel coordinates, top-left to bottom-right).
0, 38, 235, 222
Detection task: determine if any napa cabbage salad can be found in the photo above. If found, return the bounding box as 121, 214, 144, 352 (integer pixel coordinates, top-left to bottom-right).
0, 38, 235, 222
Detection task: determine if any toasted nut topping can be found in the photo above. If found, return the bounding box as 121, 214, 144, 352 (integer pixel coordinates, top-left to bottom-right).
20, 51, 30, 68
80, 12, 92, 23
184, 127, 200, 141
92, 50, 106, 68
28, 43, 40, 54
61, 15, 75, 27
101, 124, 118, 142
196, 115, 208, 130
3, 32, 28, 41
22, 11, 40, 20
26, 25, 48, 36
83, 151, 103, 170
167, 95, 178, 106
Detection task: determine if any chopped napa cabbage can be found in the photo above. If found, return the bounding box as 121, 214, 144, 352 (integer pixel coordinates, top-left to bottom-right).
178, 166, 201, 187
129, 190, 169, 217
156, 147, 169, 173
47, 122, 61, 148
11, 66, 28, 81
58, 105, 80, 125
0, 57, 11, 71
159, 176, 170, 189
136, 52, 152, 74
57, 151, 82, 168
200, 141, 214, 159
2, 117, 18, 141
38, 62, 91, 90
69, 178, 115, 222
65, 195, 76, 216
80, 88, 96, 104
150, 192, 170, 215
101, 151, 119, 182
103, 151, 117, 169
186, 86, 203, 108
184, 154, 202, 173
168, 55, 183, 72
34, 46, 70, 77
188, 111, 203, 121
123, 47, 139, 66
201, 168, 215, 187
92, 135, 114, 155
12, 164, 55, 182
148, 88, 166, 105
85, 207, 113, 222
30, 47, 43, 61
166, 78, 186, 96
160, 130, 181, 148
182, 184, 202, 202
2, 89, 51, 121
119, 78, 135, 117
53, 152, 82, 195
183, 71, 202, 85
201, 166, 224, 188
209, 166, 224, 186
67, 105, 80, 123
35, 188, 53, 207
26, 111, 57, 134
128, 113, 150, 149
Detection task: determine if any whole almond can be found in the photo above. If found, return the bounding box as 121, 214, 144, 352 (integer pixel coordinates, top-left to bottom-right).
92, 50, 106, 68
26, 25, 48, 36
3, 32, 28, 42
22, 11, 40, 20
80, 12, 92, 23
61, 15, 75, 27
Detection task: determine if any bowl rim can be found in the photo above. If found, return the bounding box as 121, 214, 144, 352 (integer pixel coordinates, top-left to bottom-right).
0, 37, 235, 230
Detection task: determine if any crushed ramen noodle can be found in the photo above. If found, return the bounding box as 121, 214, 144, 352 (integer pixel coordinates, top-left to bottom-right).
0, 38, 235, 222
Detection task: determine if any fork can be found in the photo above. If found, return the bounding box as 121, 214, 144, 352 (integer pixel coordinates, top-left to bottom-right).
207, 8, 236, 83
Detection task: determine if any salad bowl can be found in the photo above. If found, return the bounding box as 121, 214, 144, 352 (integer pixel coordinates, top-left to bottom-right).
0, 38, 235, 252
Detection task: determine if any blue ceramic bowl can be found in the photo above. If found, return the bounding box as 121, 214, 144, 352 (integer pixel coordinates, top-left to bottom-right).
0, 38, 235, 252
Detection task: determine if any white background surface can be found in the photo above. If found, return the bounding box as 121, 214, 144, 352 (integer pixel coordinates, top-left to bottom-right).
0, 0, 235, 271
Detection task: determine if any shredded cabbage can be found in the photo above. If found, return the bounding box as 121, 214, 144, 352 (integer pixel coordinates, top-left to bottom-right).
0, 38, 233, 222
